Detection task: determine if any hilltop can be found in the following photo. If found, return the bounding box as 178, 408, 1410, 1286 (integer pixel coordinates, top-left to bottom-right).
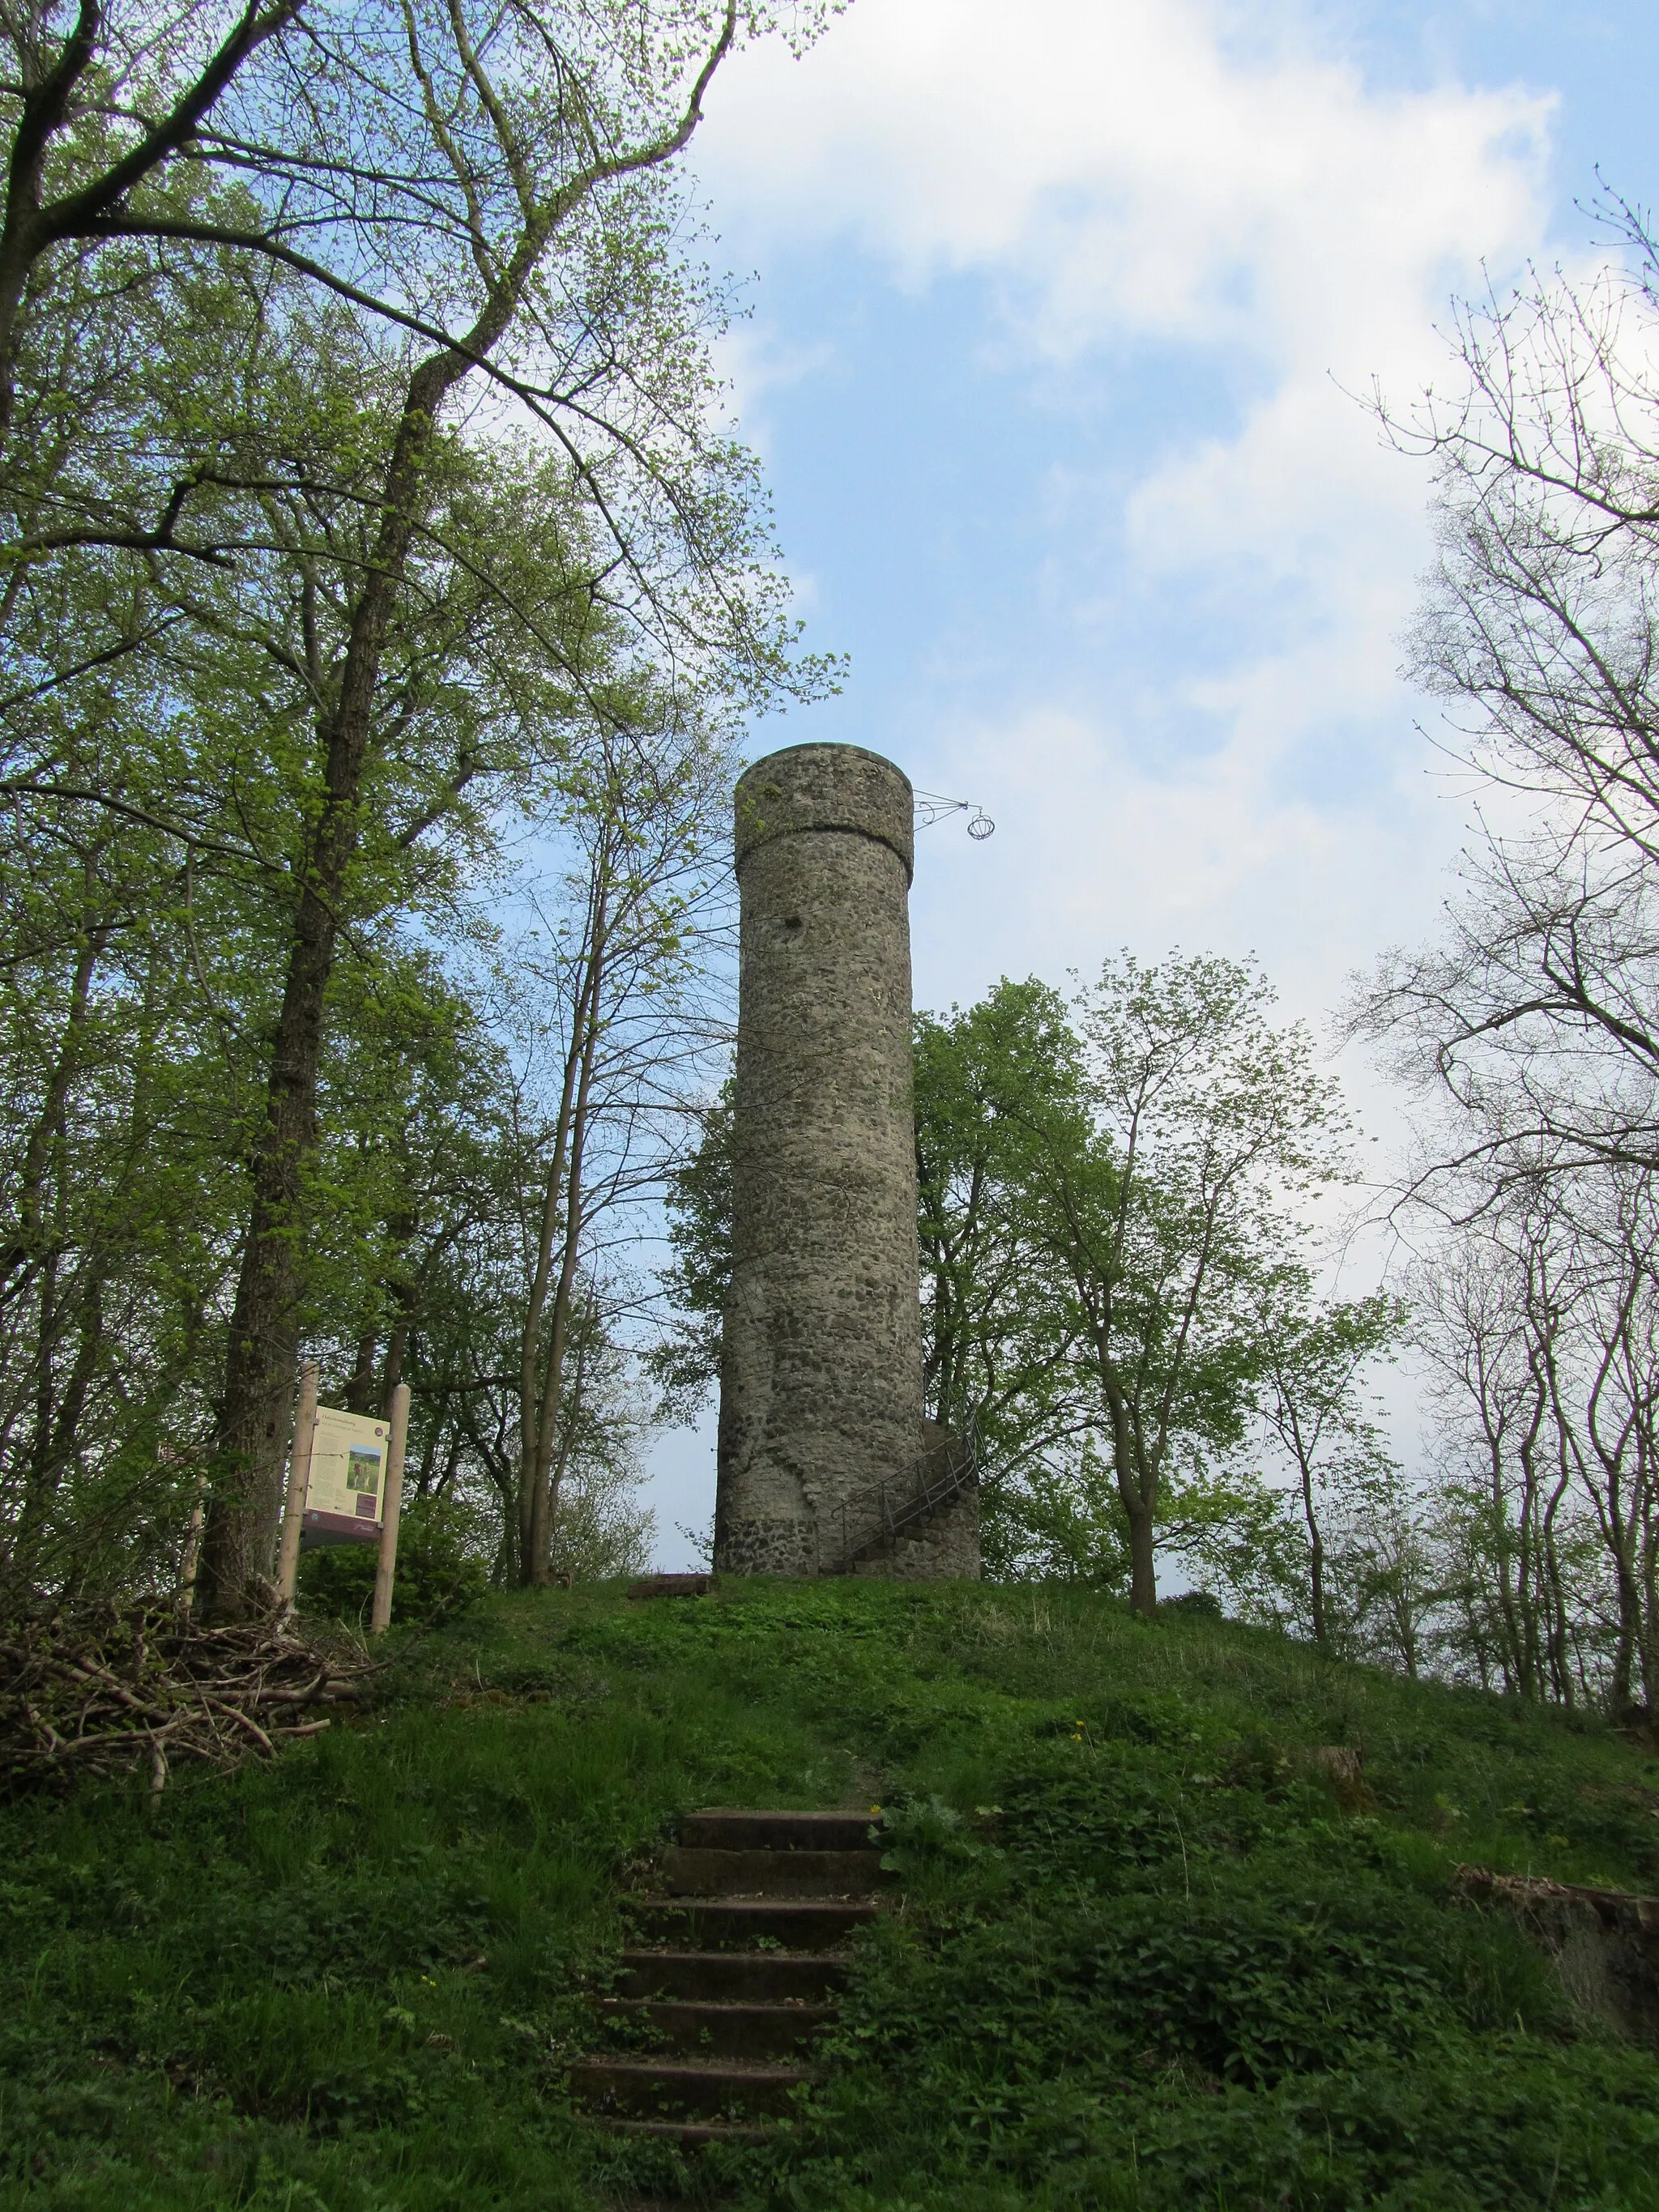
6, 1579, 1659, 2211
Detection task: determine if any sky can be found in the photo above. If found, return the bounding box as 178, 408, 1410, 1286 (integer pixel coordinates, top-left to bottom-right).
634, 0, 1659, 1567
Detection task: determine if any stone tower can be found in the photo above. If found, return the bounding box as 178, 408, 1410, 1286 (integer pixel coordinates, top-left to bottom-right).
714, 741, 979, 1579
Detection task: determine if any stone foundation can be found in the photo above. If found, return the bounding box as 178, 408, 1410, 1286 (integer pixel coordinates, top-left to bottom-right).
1456, 1866, 1659, 2044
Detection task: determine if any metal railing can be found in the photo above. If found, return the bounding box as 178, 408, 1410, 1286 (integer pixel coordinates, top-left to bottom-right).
824, 1413, 983, 1575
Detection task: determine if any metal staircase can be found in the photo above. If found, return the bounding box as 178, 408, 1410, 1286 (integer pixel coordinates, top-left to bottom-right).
823, 1417, 981, 1575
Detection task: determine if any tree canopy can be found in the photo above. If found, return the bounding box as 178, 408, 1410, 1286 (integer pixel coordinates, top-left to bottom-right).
0, 0, 833, 1613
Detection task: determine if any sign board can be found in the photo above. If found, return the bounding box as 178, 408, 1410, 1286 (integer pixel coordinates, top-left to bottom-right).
301, 1405, 390, 1547
278, 1370, 411, 1630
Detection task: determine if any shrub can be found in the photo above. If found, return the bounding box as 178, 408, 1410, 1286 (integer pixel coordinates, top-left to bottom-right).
297, 1502, 488, 1630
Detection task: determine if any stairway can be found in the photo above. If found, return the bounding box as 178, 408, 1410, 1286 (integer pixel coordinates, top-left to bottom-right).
572, 1809, 882, 2147
829, 1422, 981, 1578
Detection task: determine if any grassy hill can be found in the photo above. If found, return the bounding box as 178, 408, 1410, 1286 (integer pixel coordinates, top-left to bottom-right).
7, 1578, 1659, 2211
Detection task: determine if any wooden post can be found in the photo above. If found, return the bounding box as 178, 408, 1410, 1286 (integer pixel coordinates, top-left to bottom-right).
177, 1472, 208, 1613
276, 1362, 320, 1605
371, 1382, 411, 1635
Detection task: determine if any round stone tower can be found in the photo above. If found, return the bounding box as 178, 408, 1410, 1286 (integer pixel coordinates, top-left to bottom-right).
714, 742, 928, 1575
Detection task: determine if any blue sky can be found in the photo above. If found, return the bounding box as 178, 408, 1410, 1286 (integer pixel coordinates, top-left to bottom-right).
637, 0, 1658, 1565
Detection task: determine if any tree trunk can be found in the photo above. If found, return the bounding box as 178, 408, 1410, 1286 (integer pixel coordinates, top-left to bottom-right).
1301, 1461, 1328, 1653
345, 1328, 378, 1413
1101, 1366, 1156, 1617
1394, 1595, 1419, 1680
15, 913, 109, 1550
526, 972, 601, 1583
1542, 1496, 1575, 1707
1125, 1491, 1157, 1617
517, 869, 608, 1584
1513, 1382, 1550, 1701
198, 358, 455, 1619
381, 1304, 412, 1411
1610, 1540, 1644, 1718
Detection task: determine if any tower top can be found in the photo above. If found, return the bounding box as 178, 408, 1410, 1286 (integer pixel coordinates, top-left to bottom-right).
735, 742, 914, 886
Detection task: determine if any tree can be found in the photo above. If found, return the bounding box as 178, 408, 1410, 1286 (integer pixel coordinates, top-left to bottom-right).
912, 982, 1084, 1459
1385, 1154, 1659, 1712
1252, 1289, 1407, 1653
510, 705, 732, 1584
0, 374, 766, 1605
0, 0, 298, 451
198, 5, 764, 1617
0, 5, 828, 534
0, 394, 655, 1596
1345, 207, 1659, 1711
651, 1080, 735, 1421
1347, 1499, 1439, 1681
1408, 1205, 1576, 1702
1019, 955, 1351, 1617
1355, 199, 1659, 1192
654, 960, 1350, 1608
0, 4, 834, 1616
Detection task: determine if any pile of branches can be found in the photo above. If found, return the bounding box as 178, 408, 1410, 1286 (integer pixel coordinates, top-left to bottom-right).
0, 1600, 373, 1796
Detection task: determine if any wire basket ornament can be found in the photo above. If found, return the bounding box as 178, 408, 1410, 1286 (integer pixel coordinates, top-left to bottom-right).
914, 790, 995, 839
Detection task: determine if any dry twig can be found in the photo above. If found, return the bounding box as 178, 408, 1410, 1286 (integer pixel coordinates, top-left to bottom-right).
0, 1600, 373, 1795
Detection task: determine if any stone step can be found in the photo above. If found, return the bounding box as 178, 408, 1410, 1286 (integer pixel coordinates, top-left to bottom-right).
616, 1947, 851, 2003
660, 1844, 881, 1896
569, 2054, 812, 2118
629, 1894, 879, 1949
571, 1809, 885, 2150
598, 1996, 837, 2059
600, 2117, 774, 2148
679, 1809, 876, 1853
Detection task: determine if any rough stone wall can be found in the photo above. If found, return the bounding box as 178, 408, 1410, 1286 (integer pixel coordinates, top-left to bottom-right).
1455, 1867, 1659, 2044
714, 742, 934, 1576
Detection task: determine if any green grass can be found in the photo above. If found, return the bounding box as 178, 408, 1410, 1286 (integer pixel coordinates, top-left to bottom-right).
6, 1579, 1659, 2209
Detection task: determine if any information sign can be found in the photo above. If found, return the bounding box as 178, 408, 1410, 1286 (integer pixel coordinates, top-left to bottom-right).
302, 1405, 390, 1547
277, 1370, 410, 1630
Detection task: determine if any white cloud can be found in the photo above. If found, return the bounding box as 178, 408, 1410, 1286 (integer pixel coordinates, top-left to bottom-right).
704, 0, 1553, 369
700, 0, 1553, 695
708, 323, 834, 458
699, 0, 1555, 691
696, 0, 1561, 1008
910, 701, 1446, 1026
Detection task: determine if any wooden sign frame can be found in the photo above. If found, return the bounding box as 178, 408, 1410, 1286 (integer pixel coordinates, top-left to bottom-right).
276, 1368, 411, 1634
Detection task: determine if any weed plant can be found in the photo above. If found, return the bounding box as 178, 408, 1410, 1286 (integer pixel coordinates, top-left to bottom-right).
5, 1579, 1659, 2208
